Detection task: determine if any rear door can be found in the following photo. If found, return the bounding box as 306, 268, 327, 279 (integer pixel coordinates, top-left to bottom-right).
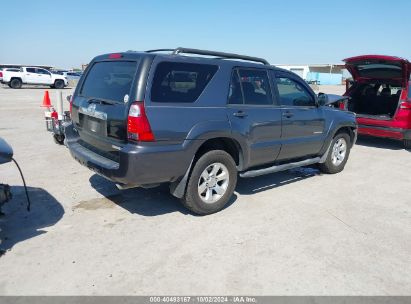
36, 68, 53, 84
24, 68, 38, 83
344, 55, 410, 87
226, 67, 282, 168
71, 57, 141, 154
273, 71, 326, 160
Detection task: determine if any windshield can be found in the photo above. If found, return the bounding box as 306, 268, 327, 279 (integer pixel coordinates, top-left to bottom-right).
80, 61, 138, 103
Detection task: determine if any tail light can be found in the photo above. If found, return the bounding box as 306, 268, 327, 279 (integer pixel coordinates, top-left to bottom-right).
399, 89, 411, 110
338, 100, 346, 110
127, 102, 155, 141
399, 101, 411, 110
108, 53, 122, 59
0, 72, 3, 77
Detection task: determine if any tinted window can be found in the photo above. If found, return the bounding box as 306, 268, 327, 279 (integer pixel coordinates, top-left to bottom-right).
276, 76, 315, 106
36, 69, 50, 75
355, 62, 402, 79
228, 68, 272, 105
26, 68, 35, 73
151, 62, 218, 103
228, 70, 242, 104
80, 61, 138, 103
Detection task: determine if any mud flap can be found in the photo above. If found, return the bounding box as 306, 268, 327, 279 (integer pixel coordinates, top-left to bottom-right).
319, 140, 333, 163
170, 157, 195, 199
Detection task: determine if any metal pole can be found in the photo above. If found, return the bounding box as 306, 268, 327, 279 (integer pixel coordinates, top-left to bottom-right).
56, 90, 63, 119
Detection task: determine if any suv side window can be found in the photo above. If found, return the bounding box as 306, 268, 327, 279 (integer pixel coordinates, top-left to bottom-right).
151, 62, 218, 103
228, 68, 273, 105
26, 68, 35, 73
275, 75, 315, 107
36, 69, 51, 75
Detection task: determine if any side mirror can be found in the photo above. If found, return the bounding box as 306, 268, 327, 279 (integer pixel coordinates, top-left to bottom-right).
318, 93, 350, 108
317, 92, 328, 106
66, 95, 72, 103
0, 137, 13, 164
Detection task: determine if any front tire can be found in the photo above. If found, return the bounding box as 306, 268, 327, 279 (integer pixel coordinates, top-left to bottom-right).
54, 80, 64, 89
404, 139, 411, 150
10, 78, 22, 89
318, 133, 351, 174
182, 150, 237, 215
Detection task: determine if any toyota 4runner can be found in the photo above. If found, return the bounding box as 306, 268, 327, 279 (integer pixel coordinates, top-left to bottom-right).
65, 48, 357, 215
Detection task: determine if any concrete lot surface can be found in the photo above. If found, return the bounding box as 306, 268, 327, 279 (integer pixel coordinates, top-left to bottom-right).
0, 85, 410, 295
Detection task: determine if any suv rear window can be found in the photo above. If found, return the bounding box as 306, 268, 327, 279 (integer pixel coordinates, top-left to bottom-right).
80, 61, 138, 103
151, 62, 218, 103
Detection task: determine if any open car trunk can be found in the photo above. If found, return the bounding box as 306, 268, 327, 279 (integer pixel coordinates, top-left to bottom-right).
344, 55, 411, 120
345, 82, 403, 119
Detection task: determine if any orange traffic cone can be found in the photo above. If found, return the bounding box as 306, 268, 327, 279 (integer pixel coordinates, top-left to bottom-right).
41, 90, 52, 107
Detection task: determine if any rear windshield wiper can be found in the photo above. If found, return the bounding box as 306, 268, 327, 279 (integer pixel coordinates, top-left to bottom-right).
87, 97, 120, 105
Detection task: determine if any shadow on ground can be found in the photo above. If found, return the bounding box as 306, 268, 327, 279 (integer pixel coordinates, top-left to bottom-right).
88, 166, 319, 216
89, 175, 196, 216
0, 186, 64, 255
236, 166, 320, 195
355, 136, 409, 151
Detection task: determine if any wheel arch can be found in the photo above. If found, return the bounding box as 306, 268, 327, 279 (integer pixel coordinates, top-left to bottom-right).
335, 126, 356, 147
10, 77, 22, 82
193, 137, 244, 170
170, 136, 244, 199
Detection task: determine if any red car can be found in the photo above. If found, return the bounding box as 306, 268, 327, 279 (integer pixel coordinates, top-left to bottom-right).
343, 55, 411, 148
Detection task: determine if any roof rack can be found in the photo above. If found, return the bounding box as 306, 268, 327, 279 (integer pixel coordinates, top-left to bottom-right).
145, 49, 176, 53
146, 47, 269, 65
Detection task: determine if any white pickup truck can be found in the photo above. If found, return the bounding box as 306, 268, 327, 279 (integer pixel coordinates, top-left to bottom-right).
0, 67, 68, 89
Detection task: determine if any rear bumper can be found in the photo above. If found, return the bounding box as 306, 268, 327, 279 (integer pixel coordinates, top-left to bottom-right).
64, 123, 193, 186
358, 124, 411, 140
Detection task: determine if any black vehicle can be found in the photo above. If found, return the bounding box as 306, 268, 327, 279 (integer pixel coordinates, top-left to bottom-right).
65, 48, 357, 215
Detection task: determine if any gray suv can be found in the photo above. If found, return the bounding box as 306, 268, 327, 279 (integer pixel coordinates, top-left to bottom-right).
65, 48, 357, 215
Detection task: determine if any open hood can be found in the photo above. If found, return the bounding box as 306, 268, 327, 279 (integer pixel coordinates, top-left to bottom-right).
344, 55, 410, 86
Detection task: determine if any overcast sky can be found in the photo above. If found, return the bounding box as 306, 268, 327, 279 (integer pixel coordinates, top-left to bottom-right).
1, 0, 410, 69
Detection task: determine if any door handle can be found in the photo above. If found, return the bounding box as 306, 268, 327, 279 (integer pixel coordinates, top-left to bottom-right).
233, 111, 248, 118
282, 111, 294, 118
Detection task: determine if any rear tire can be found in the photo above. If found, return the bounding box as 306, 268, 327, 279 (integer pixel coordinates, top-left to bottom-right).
53, 134, 65, 145
54, 80, 64, 89
182, 150, 237, 215
10, 78, 22, 89
318, 133, 351, 174
404, 139, 411, 150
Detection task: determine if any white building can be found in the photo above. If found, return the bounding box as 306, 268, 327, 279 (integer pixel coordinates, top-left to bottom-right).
275, 64, 346, 85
